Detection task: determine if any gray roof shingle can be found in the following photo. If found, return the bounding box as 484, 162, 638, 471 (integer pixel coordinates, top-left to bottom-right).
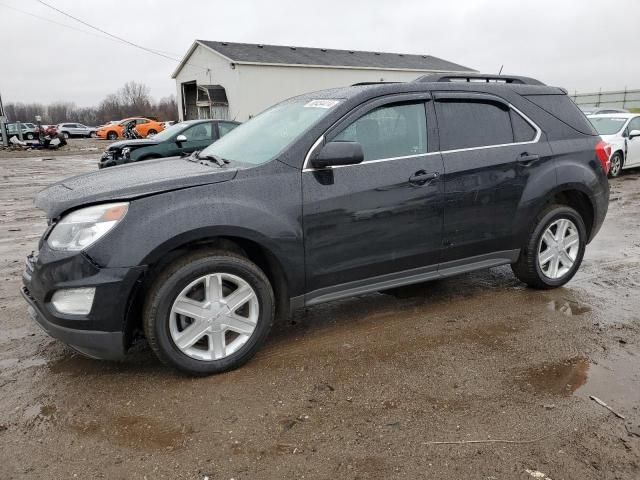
197, 40, 475, 72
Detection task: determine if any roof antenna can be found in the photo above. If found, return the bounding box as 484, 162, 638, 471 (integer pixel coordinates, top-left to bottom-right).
498, 65, 504, 75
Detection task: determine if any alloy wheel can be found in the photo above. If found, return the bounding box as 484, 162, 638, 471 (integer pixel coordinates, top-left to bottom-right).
169, 273, 259, 361
537, 218, 580, 279
610, 154, 622, 177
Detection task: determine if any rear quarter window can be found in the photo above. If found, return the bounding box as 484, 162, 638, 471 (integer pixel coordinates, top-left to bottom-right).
524, 94, 596, 135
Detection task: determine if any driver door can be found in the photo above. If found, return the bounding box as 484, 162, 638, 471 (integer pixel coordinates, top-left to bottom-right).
625, 117, 640, 167
302, 94, 444, 304
170, 122, 215, 156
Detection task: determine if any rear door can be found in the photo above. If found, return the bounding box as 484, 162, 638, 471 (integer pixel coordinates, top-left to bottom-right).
434, 92, 552, 264
302, 94, 445, 302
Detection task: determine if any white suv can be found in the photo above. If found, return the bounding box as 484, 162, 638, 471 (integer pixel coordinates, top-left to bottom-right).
588, 113, 640, 177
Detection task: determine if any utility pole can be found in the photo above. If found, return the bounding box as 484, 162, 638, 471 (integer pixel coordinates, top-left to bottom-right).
0, 90, 8, 147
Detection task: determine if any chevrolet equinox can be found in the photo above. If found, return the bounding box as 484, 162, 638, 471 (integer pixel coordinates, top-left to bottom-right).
22, 74, 610, 375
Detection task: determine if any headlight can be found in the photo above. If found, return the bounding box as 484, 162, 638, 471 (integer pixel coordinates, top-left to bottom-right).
121, 147, 131, 158
47, 202, 129, 251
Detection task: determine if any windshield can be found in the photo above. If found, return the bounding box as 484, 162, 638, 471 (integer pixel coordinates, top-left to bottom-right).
150, 122, 187, 141
199, 98, 343, 165
589, 117, 628, 135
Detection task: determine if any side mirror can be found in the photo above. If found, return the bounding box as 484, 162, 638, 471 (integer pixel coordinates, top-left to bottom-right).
311, 141, 364, 169
629, 129, 640, 140
175, 134, 187, 144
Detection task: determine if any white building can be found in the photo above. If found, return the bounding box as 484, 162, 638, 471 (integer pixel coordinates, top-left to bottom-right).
172, 40, 476, 122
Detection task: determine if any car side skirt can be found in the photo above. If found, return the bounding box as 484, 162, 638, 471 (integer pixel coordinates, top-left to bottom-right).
302, 249, 520, 307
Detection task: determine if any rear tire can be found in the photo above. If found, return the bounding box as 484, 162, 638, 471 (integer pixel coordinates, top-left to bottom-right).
143, 251, 275, 375
511, 204, 586, 289
26, 133, 35, 140
609, 152, 623, 178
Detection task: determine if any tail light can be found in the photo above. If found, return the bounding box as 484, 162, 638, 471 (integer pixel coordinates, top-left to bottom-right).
595, 141, 612, 175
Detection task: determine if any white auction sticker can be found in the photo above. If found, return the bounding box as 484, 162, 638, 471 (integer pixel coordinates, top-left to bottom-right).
304, 99, 341, 109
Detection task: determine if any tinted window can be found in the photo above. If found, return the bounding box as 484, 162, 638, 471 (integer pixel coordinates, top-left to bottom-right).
524, 94, 597, 135
510, 110, 537, 142
183, 122, 213, 141
333, 102, 427, 161
218, 122, 238, 137
437, 100, 513, 150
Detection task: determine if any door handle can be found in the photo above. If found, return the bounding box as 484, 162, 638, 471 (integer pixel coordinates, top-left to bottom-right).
518, 153, 540, 166
409, 170, 439, 186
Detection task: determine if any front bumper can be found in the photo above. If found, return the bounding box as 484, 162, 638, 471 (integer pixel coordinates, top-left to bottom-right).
99, 151, 127, 169
21, 249, 146, 360
21, 286, 125, 360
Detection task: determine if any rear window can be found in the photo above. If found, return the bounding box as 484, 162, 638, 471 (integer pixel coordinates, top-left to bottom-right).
436, 100, 513, 150
524, 94, 596, 135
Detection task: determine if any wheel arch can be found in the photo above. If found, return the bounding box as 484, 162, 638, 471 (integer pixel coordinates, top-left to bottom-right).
546, 187, 595, 239
123, 231, 292, 348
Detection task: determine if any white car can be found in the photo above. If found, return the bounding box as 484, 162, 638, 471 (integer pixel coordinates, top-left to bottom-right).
588, 113, 640, 178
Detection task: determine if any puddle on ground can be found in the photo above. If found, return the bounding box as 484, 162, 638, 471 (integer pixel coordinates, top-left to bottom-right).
520, 357, 589, 396
518, 347, 640, 414
71, 414, 193, 450
546, 300, 591, 317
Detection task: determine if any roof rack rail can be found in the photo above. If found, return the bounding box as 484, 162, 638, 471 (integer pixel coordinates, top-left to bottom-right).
414, 73, 546, 86
351, 81, 402, 86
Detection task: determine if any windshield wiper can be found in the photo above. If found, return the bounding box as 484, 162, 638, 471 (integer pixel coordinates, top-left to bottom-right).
186, 150, 230, 167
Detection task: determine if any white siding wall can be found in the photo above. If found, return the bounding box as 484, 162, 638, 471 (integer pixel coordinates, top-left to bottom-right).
175, 44, 454, 122
234, 65, 430, 121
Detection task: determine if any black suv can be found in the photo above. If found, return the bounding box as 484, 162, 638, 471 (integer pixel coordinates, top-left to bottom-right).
22, 74, 610, 375
99, 119, 240, 168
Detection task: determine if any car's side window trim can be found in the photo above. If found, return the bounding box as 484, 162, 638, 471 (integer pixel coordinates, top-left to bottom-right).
303, 93, 542, 172
303, 93, 432, 171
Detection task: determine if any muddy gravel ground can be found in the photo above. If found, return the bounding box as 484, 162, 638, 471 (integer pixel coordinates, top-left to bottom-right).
1, 156, 640, 480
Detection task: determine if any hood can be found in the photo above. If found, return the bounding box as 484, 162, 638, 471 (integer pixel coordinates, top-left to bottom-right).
36, 157, 237, 218
107, 138, 160, 150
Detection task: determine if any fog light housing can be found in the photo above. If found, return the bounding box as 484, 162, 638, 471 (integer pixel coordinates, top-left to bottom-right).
51, 288, 95, 315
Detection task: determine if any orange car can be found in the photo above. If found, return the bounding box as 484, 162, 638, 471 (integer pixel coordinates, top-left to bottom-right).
96, 117, 164, 140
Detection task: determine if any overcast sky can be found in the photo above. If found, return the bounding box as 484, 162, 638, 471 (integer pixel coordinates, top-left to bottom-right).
1, 0, 637, 106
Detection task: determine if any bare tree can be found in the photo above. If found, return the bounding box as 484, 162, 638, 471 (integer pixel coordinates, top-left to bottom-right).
5, 82, 178, 125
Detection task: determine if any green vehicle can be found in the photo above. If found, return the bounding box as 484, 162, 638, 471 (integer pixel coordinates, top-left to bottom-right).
99, 119, 240, 168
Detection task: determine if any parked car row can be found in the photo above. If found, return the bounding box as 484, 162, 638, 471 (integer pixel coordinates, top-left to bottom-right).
99, 119, 239, 168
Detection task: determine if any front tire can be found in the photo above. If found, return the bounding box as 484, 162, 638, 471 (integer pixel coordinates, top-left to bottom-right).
147, 129, 157, 137
143, 251, 275, 375
26, 133, 35, 140
511, 205, 586, 289
609, 152, 623, 178
107, 131, 118, 140
62, 132, 70, 139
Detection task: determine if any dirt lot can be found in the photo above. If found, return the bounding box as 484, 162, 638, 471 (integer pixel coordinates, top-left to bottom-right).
1, 155, 639, 480
0, 137, 109, 159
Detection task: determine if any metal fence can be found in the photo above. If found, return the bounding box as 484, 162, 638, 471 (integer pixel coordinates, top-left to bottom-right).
571, 88, 640, 110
